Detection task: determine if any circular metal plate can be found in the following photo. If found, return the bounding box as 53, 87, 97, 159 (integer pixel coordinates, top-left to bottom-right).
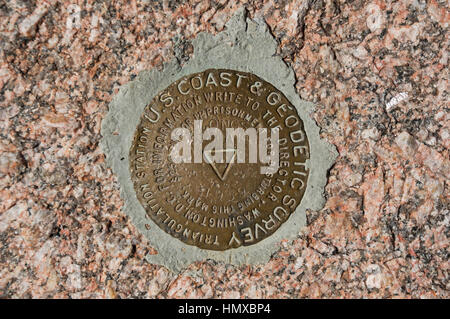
129, 69, 309, 251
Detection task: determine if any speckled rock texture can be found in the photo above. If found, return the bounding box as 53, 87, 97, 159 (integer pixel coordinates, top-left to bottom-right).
0, 0, 448, 298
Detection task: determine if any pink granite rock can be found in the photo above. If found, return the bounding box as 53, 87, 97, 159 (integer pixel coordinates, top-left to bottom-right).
0, 0, 448, 298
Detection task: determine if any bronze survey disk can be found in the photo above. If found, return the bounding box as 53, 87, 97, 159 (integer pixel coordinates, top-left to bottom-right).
129, 69, 310, 251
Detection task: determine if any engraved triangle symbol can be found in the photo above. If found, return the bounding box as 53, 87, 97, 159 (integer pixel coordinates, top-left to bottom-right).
204, 149, 236, 182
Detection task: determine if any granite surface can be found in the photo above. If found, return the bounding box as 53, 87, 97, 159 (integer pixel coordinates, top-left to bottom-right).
0, 0, 448, 298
